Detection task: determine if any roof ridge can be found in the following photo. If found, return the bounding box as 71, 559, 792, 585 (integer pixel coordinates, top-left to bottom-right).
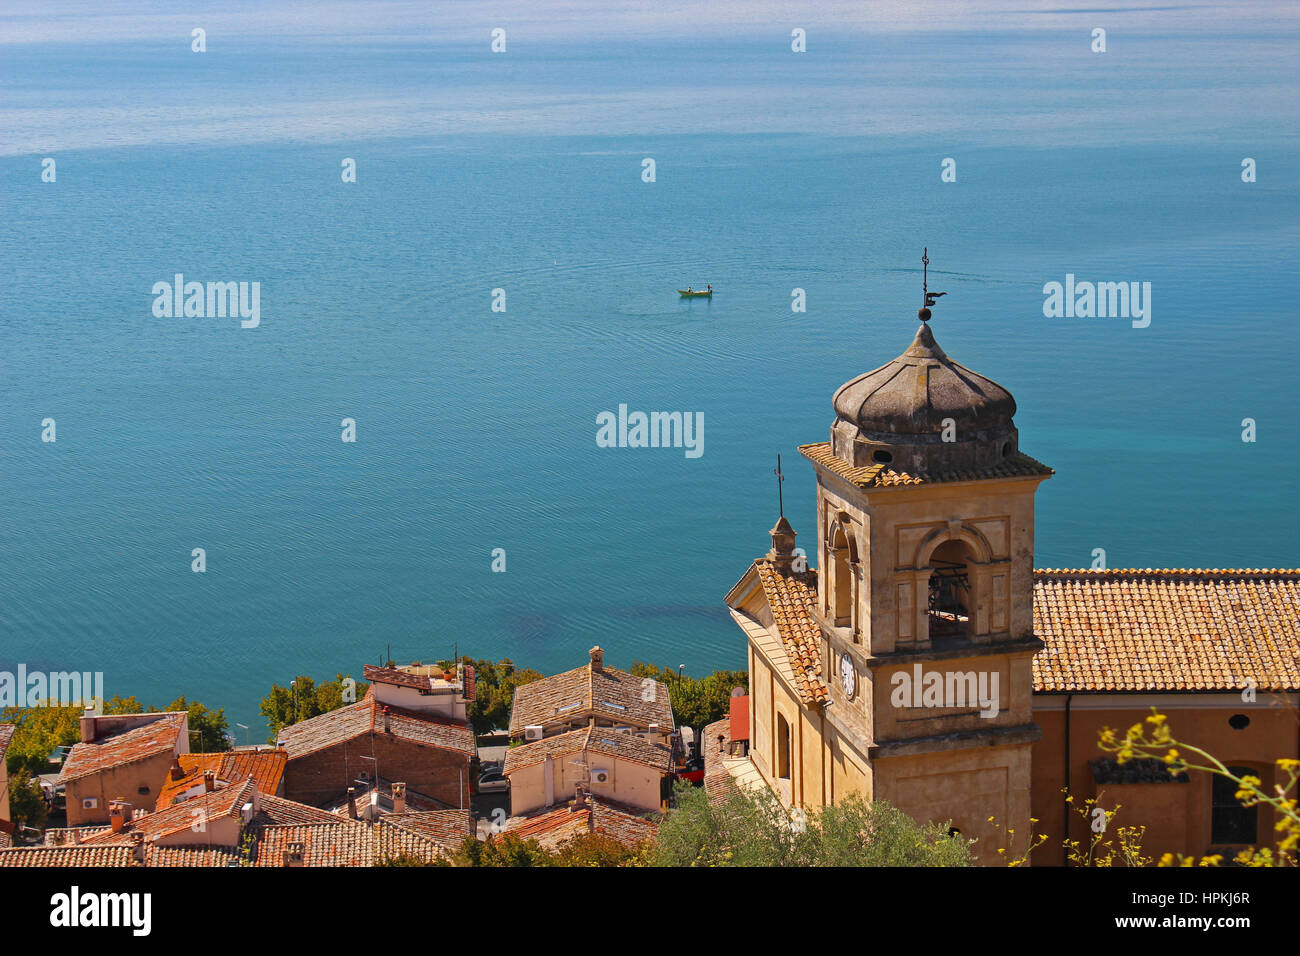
1035, 567, 1300, 577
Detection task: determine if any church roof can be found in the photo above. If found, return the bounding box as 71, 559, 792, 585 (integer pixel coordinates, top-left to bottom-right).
800, 440, 1053, 488
752, 560, 829, 705
1032, 569, 1300, 693
832, 323, 1016, 436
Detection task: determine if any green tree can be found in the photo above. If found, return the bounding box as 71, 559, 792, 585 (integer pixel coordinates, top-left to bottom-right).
259, 673, 367, 739
451, 658, 543, 735
1, 703, 81, 777
651, 780, 972, 867
629, 663, 748, 732
8, 769, 50, 835
163, 696, 230, 753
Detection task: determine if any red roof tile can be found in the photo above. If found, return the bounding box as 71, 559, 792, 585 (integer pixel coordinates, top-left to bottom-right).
155, 750, 287, 810
59, 713, 186, 783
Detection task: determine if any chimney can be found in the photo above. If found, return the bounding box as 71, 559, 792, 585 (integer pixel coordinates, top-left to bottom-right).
203, 770, 216, 793
169, 756, 185, 781
571, 784, 587, 812
392, 782, 406, 814
283, 841, 305, 867
648, 722, 660, 746
108, 801, 132, 833
589, 646, 604, 672
382, 706, 391, 734
347, 787, 358, 820
79, 706, 97, 743
130, 831, 145, 864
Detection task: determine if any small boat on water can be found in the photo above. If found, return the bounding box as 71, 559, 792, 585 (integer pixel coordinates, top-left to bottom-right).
678, 286, 713, 297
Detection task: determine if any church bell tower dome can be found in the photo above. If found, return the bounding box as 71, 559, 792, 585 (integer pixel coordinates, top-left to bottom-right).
830, 320, 1020, 475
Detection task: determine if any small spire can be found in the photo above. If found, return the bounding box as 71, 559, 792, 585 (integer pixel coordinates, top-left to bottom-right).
769, 514, 797, 569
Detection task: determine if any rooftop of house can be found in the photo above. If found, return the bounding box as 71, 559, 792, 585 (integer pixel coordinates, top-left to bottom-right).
276, 696, 474, 759
0, 723, 15, 763
253, 809, 470, 866
508, 647, 674, 736
502, 725, 673, 775
1032, 568, 1300, 693
155, 750, 287, 811
0, 845, 137, 867
80, 778, 257, 846
504, 796, 659, 852
364, 663, 463, 692
59, 712, 187, 784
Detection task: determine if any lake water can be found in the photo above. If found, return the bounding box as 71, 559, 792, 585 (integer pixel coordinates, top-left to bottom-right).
2, 1, 1298, 737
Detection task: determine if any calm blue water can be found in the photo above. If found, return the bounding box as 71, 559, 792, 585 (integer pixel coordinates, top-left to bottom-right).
3, 3, 1298, 737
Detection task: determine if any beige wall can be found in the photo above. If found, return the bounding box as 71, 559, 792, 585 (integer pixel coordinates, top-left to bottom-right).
65, 750, 182, 827
0, 760, 9, 827
1033, 694, 1300, 865
508, 751, 664, 815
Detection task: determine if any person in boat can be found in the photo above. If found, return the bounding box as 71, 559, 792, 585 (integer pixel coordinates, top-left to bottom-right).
707, 284, 712, 293
686, 286, 692, 292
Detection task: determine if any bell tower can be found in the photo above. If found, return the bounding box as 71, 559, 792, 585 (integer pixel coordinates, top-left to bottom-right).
800, 254, 1053, 862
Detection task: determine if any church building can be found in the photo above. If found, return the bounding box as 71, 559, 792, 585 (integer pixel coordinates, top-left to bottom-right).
725, 290, 1300, 865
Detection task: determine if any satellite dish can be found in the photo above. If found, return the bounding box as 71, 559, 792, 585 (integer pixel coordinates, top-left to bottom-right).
730, 687, 745, 698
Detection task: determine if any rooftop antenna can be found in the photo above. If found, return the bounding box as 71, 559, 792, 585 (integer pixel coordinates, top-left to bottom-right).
919, 247, 946, 321
773, 454, 785, 516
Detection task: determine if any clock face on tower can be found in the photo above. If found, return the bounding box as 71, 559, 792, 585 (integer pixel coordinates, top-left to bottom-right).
840, 652, 856, 700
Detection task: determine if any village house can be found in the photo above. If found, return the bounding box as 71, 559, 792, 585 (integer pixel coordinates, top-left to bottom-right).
276, 665, 475, 808
504, 647, 675, 816
155, 748, 287, 810
58, 710, 189, 827
503, 789, 659, 852
723, 310, 1300, 865
0, 724, 15, 848
508, 647, 674, 743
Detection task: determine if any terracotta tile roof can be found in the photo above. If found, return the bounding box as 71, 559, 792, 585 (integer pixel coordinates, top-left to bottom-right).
504, 798, 658, 851
0, 724, 15, 761
509, 660, 673, 736
753, 560, 829, 704
0, 845, 137, 867
253, 811, 467, 866
59, 713, 186, 783
701, 717, 735, 805
800, 441, 1053, 488
379, 810, 472, 857
277, 699, 474, 758
1033, 569, 1300, 692
144, 845, 243, 867
156, 750, 287, 810
364, 663, 446, 690
82, 778, 257, 846
503, 726, 672, 774
255, 821, 374, 867
252, 793, 345, 827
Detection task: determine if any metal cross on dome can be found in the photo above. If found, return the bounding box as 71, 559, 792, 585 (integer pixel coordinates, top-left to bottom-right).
920, 247, 947, 320
773, 454, 785, 517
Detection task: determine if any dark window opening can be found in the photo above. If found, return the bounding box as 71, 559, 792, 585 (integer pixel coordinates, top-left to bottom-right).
1002, 442, 1013, 457
873, 449, 893, 464
1228, 714, 1250, 730
948, 826, 962, 838
928, 540, 973, 642
1211, 767, 1258, 844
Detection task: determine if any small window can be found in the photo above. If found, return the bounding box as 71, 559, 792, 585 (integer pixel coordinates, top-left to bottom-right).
947, 826, 962, 838
1211, 767, 1258, 844
1228, 714, 1250, 730
137, 786, 150, 795
872, 449, 892, 464
1001, 442, 1013, 458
